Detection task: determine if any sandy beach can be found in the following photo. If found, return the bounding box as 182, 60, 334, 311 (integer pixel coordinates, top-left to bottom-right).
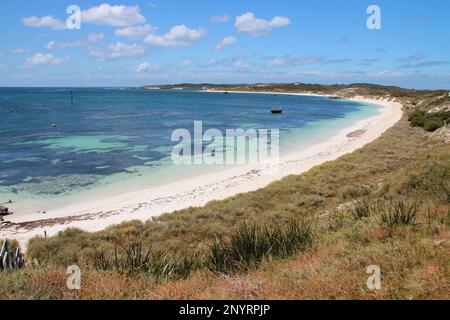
0, 94, 403, 247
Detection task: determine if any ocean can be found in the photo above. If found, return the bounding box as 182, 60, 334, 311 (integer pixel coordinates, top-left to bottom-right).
0, 88, 380, 211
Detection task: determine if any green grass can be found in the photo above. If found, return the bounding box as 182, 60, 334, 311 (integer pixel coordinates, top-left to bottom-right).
84, 241, 199, 282
351, 197, 420, 227
340, 185, 372, 200
351, 198, 373, 219
208, 219, 313, 274
377, 199, 419, 228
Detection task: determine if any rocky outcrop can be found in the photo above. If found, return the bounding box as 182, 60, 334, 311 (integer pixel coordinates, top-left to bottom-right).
431, 125, 450, 142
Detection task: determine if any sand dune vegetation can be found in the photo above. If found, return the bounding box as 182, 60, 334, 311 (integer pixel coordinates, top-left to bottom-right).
1, 84, 449, 300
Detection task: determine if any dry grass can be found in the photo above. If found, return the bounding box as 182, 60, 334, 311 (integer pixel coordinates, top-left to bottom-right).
0, 85, 449, 299
1, 213, 447, 300
25, 120, 436, 264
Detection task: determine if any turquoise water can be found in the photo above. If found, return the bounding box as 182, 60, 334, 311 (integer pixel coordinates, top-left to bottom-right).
0, 88, 379, 207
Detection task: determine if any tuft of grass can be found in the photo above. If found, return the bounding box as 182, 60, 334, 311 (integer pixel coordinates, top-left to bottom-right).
423, 206, 449, 233
352, 196, 421, 227
84, 239, 199, 282
207, 219, 313, 274
377, 199, 420, 227
341, 186, 371, 200
352, 197, 373, 220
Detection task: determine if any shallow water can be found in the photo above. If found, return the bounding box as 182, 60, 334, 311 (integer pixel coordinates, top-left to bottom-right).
0, 88, 379, 208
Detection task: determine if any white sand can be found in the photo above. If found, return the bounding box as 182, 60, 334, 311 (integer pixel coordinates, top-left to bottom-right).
0, 94, 403, 248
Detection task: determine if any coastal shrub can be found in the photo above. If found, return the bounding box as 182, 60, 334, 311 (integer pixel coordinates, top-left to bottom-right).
351, 196, 420, 227
88, 220, 315, 278
341, 185, 371, 200
408, 110, 427, 127
380, 150, 450, 204
417, 160, 450, 204
27, 228, 90, 266
352, 197, 374, 219
424, 119, 444, 132
85, 240, 199, 282
377, 199, 419, 228
424, 206, 449, 233
408, 109, 450, 132
207, 219, 313, 274
295, 194, 326, 207
144, 252, 198, 282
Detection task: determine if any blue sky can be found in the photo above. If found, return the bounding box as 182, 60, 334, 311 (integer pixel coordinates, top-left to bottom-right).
0, 0, 449, 88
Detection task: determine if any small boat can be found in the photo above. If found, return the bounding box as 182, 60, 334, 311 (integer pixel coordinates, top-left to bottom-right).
271, 107, 283, 114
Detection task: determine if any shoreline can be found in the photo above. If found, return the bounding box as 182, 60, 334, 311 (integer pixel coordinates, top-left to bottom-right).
0, 93, 403, 247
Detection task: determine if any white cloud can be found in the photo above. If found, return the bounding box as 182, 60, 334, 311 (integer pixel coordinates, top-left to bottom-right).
132, 62, 170, 73
215, 36, 236, 51
359, 58, 379, 66
231, 56, 251, 69
397, 53, 427, 62
89, 42, 145, 60
263, 55, 323, 68
210, 14, 230, 24
22, 16, 66, 30
235, 12, 291, 36
45, 34, 104, 51
321, 58, 351, 65
10, 48, 31, 54
144, 25, 206, 48
115, 24, 157, 40
26, 53, 64, 66
45, 41, 56, 50
87, 33, 106, 43
201, 59, 224, 68
81, 4, 146, 27
198, 56, 251, 69
46, 40, 83, 50
270, 16, 291, 27
180, 59, 194, 68
264, 57, 286, 68
367, 71, 404, 78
